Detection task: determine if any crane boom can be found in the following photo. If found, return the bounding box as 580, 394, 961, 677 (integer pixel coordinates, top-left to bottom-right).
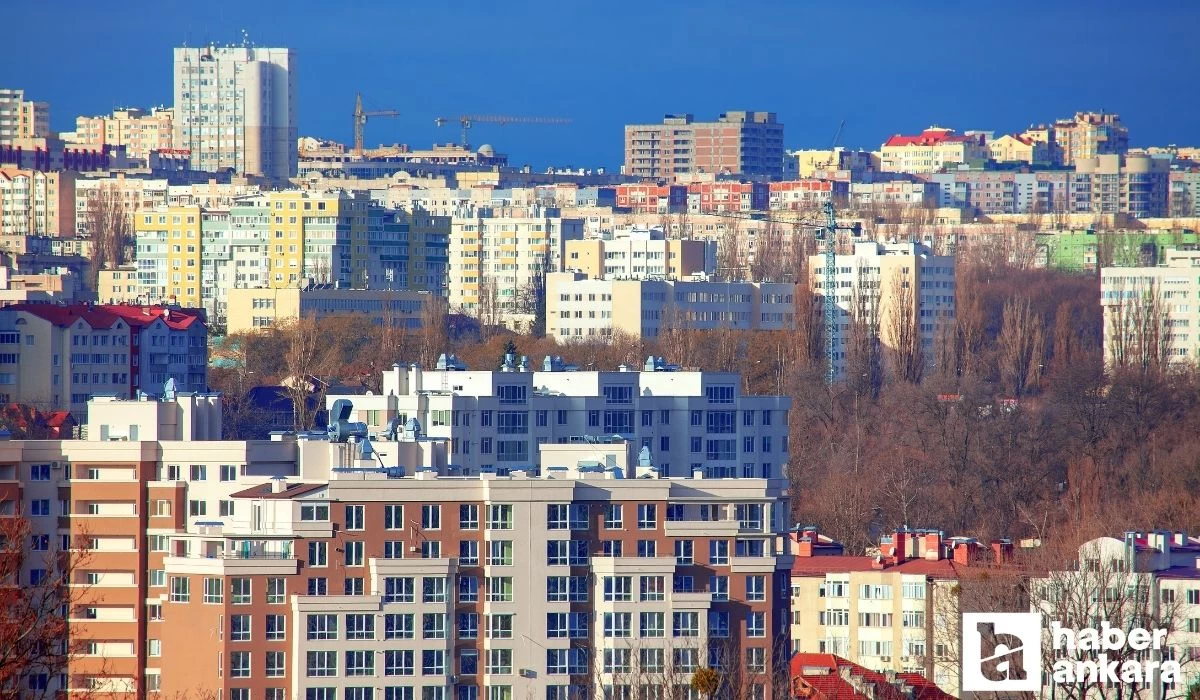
434, 114, 571, 149
352, 93, 401, 157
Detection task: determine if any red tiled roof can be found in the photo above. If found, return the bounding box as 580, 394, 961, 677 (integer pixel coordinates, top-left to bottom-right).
102, 304, 204, 330
884, 129, 978, 147
229, 482, 326, 500
4, 303, 204, 331
44, 411, 73, 428
790, 654, 955, 700
792, 554, 960, 579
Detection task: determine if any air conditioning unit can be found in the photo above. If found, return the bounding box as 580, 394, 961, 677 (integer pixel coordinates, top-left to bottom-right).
880, 656, 891, 662
51, 461, 61, 470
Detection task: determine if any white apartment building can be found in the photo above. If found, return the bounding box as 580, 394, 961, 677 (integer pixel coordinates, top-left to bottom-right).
0, 87, 50, 144
547, 272, 798, 340
329, 357, 791, 480
811, 241, 956, 380
1101, 248, 1200, 368
448, 204, 584, 322
1032, 532, 1200, 700
173, 46, 297, 179
75, 175, 171, 234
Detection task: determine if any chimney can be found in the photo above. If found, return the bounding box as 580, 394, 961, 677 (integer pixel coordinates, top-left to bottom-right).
952, 541, 974, 565
1175, 531, 1189, 546
991, 539, 1013, 564
893, 531, 907, 564
924, 531, 942, 559
796, 534, 814, 558
271, 478, 287, 493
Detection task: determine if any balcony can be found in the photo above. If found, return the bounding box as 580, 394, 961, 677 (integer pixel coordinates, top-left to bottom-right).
664, 519, 740, 538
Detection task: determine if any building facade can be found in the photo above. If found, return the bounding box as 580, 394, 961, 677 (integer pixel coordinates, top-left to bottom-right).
624, 112, 785, 181
879, 128, 989, 174
69, 107, 176, 161
173, 46, 297, 179
0, 167, 76, 235
0, 88, 50, 144
562, 233, 711, 281
225, 286, 431, 333
1100, 248, 1200, 368
547, 273, 798, 341
809, 242, 956, 380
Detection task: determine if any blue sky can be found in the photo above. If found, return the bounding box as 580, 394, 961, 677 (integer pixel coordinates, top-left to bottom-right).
4, 0, 1197, 170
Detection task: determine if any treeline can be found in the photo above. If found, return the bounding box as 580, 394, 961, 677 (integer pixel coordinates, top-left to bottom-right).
212, 260, 1200, 557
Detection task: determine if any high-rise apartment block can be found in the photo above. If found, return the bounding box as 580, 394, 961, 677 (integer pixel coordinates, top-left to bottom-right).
810, 242, 956, 380
1100, 248, 1200, 368
0, 303, 207, 418
0, 88, 51, 144
133, 191, 449, 323
0, 167, 76, 235
69, 107, 175, 161
173, 46, 297, 179
3, 362, 792, 700
624, 112, 785, 181
562, 229, 711, 281
1051, 111, 1129, 166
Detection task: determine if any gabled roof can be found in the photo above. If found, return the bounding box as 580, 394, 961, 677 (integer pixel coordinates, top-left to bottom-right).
884, 128, 980, 148
790, 654, 955, 700
103, 304, 204, 330
6, 303, 124, 329
4, 303, 205, 331
229, 482, 327, 500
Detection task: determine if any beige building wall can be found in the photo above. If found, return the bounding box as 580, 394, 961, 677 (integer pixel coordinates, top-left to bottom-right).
0, 168, 76, 235
225, 287, 429, 334
0, 88, 50, 144
97, 265, 142, 304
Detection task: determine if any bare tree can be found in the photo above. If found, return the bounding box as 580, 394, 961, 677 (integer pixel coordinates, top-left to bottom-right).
1106, 278, 1169, 376
476, 274, 502, 341
997, 297, 1046, 396
280, 317, 337, 430
417, 295, 449, 369
884, 272, 924, 384
83, 184, 132, 289
716, 221, 745, 281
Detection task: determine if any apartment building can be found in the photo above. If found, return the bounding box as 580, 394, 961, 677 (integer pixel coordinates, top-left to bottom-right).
98, 265, 142, 304
134, 193, 449, 322
1050, 111, 1130, 166
448, 204, 583, 318
225, 286, 430, 333
879, 127, 989, 174
624, 112, 785, 181
1075, 153, 1170, 218
173, 46, 297, 179
0, 88, 50, 144
0, 167, 76, 235
789, 527, 1009, 695
1170, 170, 1200, 218
1032, 531, 1200, 700
810, 242, 956, 380
847, 182, 938, 209
331, 359, 791, 481
768, 180, 850, 211
69, 107, 175, 160
563, 231, 711, 281
0, 303, 207, 418
614, 184, 688, 215
547, 272, 798, 341
686, 181, 769, 214
1099, 248, 1200, 368
1, 368, 792, 699
0, 266, 81, 305
75, 175, 170, 234
987, 134, 1050, 165
788, 148, 877, 180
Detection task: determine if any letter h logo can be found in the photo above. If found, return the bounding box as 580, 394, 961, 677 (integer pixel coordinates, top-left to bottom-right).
962, 613, 1042, 691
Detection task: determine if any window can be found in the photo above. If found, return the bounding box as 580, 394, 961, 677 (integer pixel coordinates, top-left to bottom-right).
267, 577, 286, 604
486, 540, 513, 566
603, 576, 632, 602
604, 504, 623, 529
486, 504, 513, 530
637, 540, 657, 557
710, 575, 729, 601
459, 576, 479, 603
423, 613, 446, 639
346, 614, 375, 640
345, 505, 364, 530
29, 464, 50, 481
385, 613, 415, 640
746, 575, 765, 601
640, 575, 664, 601
170, 576, 190, 602
204, 577, 224, 603
497, 385, 527, 404
459, 504, 479, 529
300, 503, 329, 521
709, 611, 730, 637
603, 648, 631, 674
419, 504, 442, 530
706, 410, 735, 433
902, 582, 926, 599
385, 504, 405, 530
674, 539, 693, 564
706, 385, 734, 404
423, 577, 447, 603
385, 576, 415, 603
266, 614, 286, 641
746, 647, 766, 674
640, 612, 665, 637
420, 541, 441, 558
710, 540, 729, 565
637, 504, 657, 529
308, 578, 328, 595
747, 611, 766, 637
307, 650, 337, 677
344, 540, 364, 567
422, 649, 445, 676
308, 541, 328, 567
231, 614, 251, 641
603, 612, 632, 638
903, 611, 926, 628
600, 540, 622, 557
459, 540, 479, 566
230, 651, 251, 678
640, 648, 665, 674
385, 650, 414, 677
487, 614, 514, 639
231, 577, 251, 604
487, 576, 513, 602
547, 576, 589, 602
458, 613, 479, 640
307, 614, 338, 640
266, 651, 286, 678
859, 584, 893, 600
345, 650, 374, 676
673, 612, 700, 637
220, 464, 237, 481
603, 385, 633, 404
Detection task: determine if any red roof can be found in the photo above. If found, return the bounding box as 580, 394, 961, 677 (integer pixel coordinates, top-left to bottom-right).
790, 654, 955, 700
44, 411, 74, 428
230, 482, 327, 500
4, 303, 204, 331
884, 128, 979, 147
792, 554, 960, 579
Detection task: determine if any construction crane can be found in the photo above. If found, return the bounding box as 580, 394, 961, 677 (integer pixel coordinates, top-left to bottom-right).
433, 114, 571, 150
352, 93, 401, 158
815, 119, 846, 171
696, 203, 861, 386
